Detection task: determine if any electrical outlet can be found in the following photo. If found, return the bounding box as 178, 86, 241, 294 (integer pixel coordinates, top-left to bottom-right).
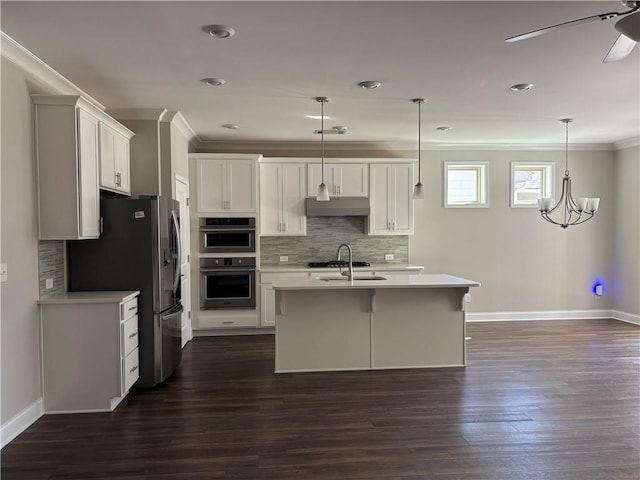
384, 254, 394, 261
0, 263, 7, 283
279, 256, 289, 263
45, 278, 54, 289
464, 293, 471, 303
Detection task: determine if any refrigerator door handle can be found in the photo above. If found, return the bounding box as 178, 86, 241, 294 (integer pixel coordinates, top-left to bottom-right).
171, 209, 182, 295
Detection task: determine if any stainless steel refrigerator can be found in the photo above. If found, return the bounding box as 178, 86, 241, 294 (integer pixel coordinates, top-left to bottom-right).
68, 196, 183, 388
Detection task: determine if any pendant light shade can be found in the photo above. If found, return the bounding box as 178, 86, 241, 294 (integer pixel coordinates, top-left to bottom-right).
412, 98, 425, 200
315, 96, 330, 201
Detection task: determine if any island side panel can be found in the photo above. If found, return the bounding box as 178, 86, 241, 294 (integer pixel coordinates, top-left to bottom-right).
275, 289, 371, 373
371, 288, 465, 369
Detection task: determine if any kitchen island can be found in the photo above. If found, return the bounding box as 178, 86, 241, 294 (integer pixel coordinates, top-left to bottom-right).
272, 274, 480, 373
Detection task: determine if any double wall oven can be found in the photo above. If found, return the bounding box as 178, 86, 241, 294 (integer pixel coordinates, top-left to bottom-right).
199, 217, 256, 310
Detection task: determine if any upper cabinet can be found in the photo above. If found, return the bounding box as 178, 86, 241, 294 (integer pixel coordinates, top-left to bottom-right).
33, 95, 135, 240
260, 163, 306, 236
191, 154, 260, 215
99, 122, 133, 195
369, 163, 414, 235
307, 163, 368, 197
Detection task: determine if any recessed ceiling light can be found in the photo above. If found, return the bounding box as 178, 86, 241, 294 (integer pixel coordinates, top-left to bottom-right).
437, 126, 452, 132
510, 83, 534, 92
306, 115, 330, 120
358, 80, 382, 89
203, 25, 235, 39
221, 124, 239, 130
202, 77, 226, 86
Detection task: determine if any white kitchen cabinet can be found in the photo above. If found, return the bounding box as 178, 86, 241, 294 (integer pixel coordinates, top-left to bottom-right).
259, 272, 309, 326
38, 291, 140, 413
369, 163, 414, 235
33, 96, 102, 240
193, 155, 260, 214
99, 122, 133, 195
307, 163, 369, 197
260, 163, 306, 236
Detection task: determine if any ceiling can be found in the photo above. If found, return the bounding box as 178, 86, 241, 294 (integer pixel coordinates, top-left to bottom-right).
1, 1, 639, 147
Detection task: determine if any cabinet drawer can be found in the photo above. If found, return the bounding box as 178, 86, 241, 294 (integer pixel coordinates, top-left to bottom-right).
122, 348, 139, 393
121, 315, 139, 357
122, 297, 138, 320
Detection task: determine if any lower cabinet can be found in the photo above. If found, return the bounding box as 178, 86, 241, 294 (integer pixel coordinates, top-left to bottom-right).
39, 291, 140, 413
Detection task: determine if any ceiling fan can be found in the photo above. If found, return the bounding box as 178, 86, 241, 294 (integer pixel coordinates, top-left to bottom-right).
506, 1, 640, 63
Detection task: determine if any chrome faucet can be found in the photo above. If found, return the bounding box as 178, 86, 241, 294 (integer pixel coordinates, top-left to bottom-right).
336, 243, 353, 281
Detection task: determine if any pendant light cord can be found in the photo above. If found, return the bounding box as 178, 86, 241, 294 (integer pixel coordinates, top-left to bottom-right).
321, 99, 325, 182
564, 120, 569, 176
417, 100, 421, 181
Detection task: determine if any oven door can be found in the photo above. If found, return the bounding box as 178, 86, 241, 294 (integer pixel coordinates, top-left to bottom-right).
199, 229, 256, 253
200, 269, 256, 309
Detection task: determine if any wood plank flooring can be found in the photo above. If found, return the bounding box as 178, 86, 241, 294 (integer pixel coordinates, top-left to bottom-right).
2, 319, 639, 479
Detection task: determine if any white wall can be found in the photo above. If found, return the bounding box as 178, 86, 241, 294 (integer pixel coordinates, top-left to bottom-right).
409, 149, 614, 313
613, 146, 640, 316
1, 58, 43, 425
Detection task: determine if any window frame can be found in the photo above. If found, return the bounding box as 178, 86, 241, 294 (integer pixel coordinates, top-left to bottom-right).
443, 161, 489, 208
510, 162, 555, 209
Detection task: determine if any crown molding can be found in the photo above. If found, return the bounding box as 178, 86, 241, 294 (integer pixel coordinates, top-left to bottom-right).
1, 31, 104, 111
195, 139, 617, 153
613, 137, 640, 150
162, 111, 200, 145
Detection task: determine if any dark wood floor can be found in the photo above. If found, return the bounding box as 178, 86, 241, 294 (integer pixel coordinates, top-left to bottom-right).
2, 319, 639, 480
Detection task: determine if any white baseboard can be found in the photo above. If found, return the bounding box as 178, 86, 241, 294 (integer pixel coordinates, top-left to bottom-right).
610, 310, 640, 325
467, 309, 613, 322
1, 398, 43, 449
194, 327, 274, 337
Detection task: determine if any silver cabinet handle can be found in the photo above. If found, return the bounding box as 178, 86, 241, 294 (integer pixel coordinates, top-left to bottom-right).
129, 366, 138, 373
222, 320, 234, 325
128, 306, 137, 311
115, 172, 122, 187
338, 185, 342, 195
128, 332, 137, 339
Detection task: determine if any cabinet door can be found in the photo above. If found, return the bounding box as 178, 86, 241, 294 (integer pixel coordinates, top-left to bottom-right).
390, 164, 414, 234
113, 132, 130, 194
77, 109, 101, 239
259, 164, 283, 235
196, 159, 226, 213
99, 123, 117, 191
261, 284, 276, 326
336, 164, 369, 197
228, 160, 256, 213
281, 164, 306, 235
368, 164, 391, 235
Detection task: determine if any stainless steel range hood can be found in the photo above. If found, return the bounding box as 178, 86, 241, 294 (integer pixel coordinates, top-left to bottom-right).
305, 196, 370, 217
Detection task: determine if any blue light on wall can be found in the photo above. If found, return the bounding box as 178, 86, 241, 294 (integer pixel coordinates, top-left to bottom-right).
592, 278, 604, 296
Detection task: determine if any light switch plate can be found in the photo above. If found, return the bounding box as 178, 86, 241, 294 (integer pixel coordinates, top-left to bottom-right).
0, 263, 7, 283
384, 254, 394, 261
45, 278, 54, 289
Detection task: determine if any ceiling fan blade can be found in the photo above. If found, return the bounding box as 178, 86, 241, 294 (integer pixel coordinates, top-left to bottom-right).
615, 11, 640, 41
603, 33, 637, 62
505, 11, 619, 43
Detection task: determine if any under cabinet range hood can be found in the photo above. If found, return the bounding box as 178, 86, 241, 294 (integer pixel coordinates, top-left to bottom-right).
305, 196, 370, 217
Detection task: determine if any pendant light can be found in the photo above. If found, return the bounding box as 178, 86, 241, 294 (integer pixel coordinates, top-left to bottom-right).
412, 98, 425, 200
315, 96, 330, 201
538, 118, 600, 228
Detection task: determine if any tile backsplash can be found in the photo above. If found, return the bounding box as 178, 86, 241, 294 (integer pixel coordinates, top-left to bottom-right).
39, 240, 65, 298
260, 217, 408, 265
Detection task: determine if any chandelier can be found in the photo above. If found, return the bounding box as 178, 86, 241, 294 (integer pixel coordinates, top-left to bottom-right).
538, 118, 600, 228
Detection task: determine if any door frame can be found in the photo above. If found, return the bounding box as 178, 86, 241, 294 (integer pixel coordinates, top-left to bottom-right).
175, 173, 192, 347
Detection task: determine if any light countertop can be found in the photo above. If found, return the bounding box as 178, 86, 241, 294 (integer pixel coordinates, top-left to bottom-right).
271, 274, 480, 291
259, 264, 425, 273
38, 291, 139, 305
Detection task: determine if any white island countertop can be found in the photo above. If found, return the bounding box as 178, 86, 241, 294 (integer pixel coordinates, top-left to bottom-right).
259, 264, 424, 273
272, 274, 479, 291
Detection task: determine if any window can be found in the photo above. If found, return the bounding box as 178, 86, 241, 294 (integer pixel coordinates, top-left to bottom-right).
510, 162, 554, 208
444, 161, 488, 208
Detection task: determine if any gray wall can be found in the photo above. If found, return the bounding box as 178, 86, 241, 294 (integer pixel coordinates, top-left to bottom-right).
613, 146, 640, 315
409, 149, 615, 312
1, 58, 43, 424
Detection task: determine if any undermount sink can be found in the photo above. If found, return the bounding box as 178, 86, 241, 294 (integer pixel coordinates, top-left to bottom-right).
315, 276, 387, 282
